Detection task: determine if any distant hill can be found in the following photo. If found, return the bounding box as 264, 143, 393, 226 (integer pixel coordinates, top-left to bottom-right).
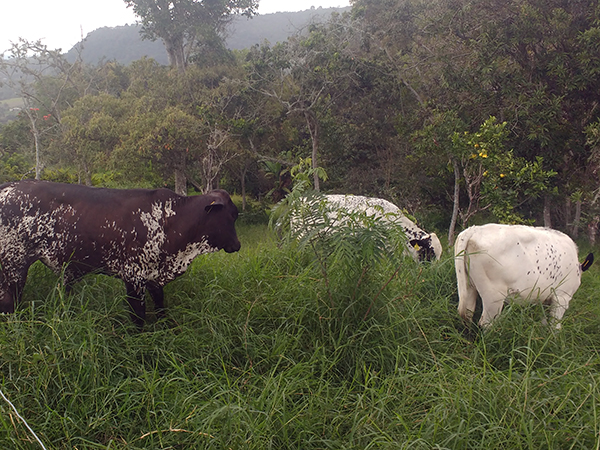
66, 7, 350, 66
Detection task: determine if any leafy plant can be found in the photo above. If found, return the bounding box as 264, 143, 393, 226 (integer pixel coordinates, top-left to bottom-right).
271, 158, 408, 326
451, 117, 556, 225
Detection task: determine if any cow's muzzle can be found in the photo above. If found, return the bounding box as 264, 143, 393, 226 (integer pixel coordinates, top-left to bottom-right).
225, 240, 241, 253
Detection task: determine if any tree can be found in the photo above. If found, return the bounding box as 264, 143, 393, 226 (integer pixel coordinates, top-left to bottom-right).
59, 93, 125, 185
412, 0, 600, 226
191, 71, 248, 194
247, 15, 360, 190
0, 39, 115, 181
124, 0, 258, 73
0, 40, 76, 179
450, 117, 556, 227
351, 0, 428, 108
353, 0, 600, 230
0, 118, 34, 181
416, 115, 556, 242
120, 106, 203, 195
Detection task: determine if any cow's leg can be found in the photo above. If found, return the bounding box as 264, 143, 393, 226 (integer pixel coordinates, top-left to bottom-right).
0, 289, 14, 314
545, 294, 571, 329
462, 260, 506, 328
124, 282, 146, 328
147, 282, 166, 320
478, 297, 505, 328
0, 266, 30, 314
472, 280, 506, 328
0, 277, 16, 314
60, 266, 81, 295
457, 282, 479, 323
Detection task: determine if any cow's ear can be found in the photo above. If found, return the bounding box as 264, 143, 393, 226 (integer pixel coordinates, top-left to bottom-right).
582, 252, 594, 272
205, 200, 224, 213
409, 238, 430, 250
409, 239, 422, 252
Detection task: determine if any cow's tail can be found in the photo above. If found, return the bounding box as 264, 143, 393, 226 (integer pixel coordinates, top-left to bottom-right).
582, 253, 594, 272
454, 227, 478, 322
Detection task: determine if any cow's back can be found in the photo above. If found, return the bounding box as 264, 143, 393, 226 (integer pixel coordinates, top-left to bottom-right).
4, 180, 172, 213
465, 224, 581, 295
325, 194, 442, 261
0, 181, 179, 276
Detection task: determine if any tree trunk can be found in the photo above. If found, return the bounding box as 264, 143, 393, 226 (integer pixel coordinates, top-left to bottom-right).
241, 163, 248, 211
24, 108, 42, 179
448, 158, 461, 246
174, 152, 187, 196
83, 160, 92, 186
304, 111, 320, 191
33, 127, 41, 180
163, 33, 187, 74
572, 198, 582, 238
588, 216, 599, 245
565, 196, 572, 230
543, 195, 552, 228
174, 168, 187, 196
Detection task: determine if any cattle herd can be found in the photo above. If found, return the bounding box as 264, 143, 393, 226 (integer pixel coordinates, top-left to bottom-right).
0, 181, 593, 330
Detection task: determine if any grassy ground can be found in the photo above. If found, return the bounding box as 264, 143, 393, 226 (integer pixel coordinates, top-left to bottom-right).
0, 223, 599, 449
0, 98, 23, 109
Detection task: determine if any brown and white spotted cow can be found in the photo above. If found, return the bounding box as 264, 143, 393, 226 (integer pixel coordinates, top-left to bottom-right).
0, 180, 241, 326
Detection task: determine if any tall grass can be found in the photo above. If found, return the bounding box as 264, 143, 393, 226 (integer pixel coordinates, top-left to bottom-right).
0, 223, 599, 449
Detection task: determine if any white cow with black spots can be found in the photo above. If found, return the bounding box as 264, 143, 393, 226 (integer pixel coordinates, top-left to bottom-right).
454, 223, 593, 328
324, 195, 442, 262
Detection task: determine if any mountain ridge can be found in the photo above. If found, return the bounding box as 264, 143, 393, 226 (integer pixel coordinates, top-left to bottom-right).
66, 7, 350, 66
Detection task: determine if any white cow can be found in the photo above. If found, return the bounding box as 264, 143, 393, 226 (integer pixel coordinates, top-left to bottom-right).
455, 223, 593, 328
324, 195, 442, 262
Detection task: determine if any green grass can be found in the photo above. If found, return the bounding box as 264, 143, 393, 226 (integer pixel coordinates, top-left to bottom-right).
1, 223, 600, 449
0, 97, 23, 109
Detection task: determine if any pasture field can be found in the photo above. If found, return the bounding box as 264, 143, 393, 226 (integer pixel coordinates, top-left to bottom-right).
0, 222, 599, 449
0, 97, 22, 109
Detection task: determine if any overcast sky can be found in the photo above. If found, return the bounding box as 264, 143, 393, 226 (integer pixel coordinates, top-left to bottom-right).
1, 0, 352, 54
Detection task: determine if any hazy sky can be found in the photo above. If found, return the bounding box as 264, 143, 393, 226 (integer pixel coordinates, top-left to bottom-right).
0, 0, 351, 54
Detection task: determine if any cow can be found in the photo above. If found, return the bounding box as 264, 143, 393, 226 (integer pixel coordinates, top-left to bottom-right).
324, 195, 443, 262
0, 180, 241, 327
454, 223, 593, 329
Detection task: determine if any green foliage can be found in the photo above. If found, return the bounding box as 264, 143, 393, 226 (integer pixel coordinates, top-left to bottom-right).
270, 163, 410, 325
288, 157, 328, 194
231, 194, 270, 225
482, 153, 556, 224
59, 93, 125, 183
0, 224, 599, 448
451, 117, 556, 224
1, 0, 600, 230
40, 168, 79, 184
269, 157, 328, 235
124, 0, 258, 72
0, 152, 32, 182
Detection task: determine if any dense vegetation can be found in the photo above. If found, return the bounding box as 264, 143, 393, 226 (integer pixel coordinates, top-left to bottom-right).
1, 2, 600, 446
1, 0, 599, 240
0, 219, 599, 449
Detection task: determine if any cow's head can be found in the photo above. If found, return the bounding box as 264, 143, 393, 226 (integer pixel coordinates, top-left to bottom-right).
409, 232, 442, 262
202, 190, 241, 253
